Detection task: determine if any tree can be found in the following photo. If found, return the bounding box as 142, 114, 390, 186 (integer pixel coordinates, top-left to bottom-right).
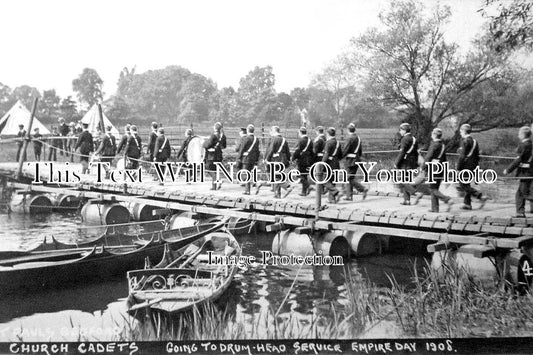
481, 0, 533, 52
235, 66, 277, 124
311, 55, 360, 125
59, 96, 80, 122
72, 68, 104, 108
0, 83, 15, 116
12, 85, 41, 109
39, 89, 61, 124
348, 0, 507, 145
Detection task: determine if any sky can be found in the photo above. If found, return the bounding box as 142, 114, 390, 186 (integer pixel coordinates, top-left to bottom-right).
0, 0, 492, 100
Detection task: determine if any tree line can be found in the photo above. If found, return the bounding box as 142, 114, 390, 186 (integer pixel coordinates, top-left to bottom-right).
1, 0, 532, 144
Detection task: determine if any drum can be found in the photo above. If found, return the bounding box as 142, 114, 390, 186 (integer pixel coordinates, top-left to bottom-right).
117, 158, 125, 170
186, 136, 205, 164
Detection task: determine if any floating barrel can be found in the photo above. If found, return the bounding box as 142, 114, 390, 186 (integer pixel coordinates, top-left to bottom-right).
272, 229, 350, 258
167, 212, 198, 229
54, 194, 82, 211
121, 202, 159, 221
80, 202, 131, 225
10, 194, 53, 214
505, 249, 533, 292
345, 230, 390, 257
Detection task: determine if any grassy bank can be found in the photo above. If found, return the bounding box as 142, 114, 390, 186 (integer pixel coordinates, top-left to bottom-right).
113, 260, 533, 341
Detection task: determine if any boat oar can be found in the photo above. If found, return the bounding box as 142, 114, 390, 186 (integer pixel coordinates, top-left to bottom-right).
128, 297, 163, 312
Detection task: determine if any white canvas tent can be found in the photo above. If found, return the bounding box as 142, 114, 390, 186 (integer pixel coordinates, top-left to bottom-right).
81, 104, 119, 137
0, 101, 51, 136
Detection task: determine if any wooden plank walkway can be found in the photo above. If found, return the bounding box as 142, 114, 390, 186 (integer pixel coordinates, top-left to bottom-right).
0, 161, 530, 237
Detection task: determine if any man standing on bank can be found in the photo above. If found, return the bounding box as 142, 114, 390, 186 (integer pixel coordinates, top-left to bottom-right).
503, 126, 533, 218
125, 125, 142, 170
238, 124, 260, 195
146, 122, 158, 162
32, 127, 42, 161
423, 128, 453, 213
94, 125, 116, 178
75, 123, 94, 174
322, 127, 342, 204
457, 123, 488, 210
342, 123, 368, 201
15, 124, 26, 162
58, 117, 69, 157
292, 127, 314, 196
265, 126, 293, 199
203, 122, 227, 190
394, 123, 419, 205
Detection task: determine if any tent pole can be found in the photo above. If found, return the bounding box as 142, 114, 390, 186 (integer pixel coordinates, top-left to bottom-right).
17, 97, 38, 180
97, 104, 105, 133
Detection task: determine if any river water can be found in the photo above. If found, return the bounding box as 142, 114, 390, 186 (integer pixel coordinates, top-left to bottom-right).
0, 212, 424, 341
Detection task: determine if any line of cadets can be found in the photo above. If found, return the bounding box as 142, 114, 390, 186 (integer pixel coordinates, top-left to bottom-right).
200, 121, 533, 217
19, 118, 533, 217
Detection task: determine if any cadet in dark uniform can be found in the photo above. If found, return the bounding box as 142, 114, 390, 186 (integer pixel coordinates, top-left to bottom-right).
125, 125, 142, 170
32, 127, 42, 161
238, 124, 260, 195
203, 122, 227, 190
265, 126, 292, 198
15, 124, 26, 162
48, 126, 61, 162
75, 123, 94, 174
146, 122, 158, 162
94, 125, 117, 178
342, 123, 368, 201
154, 128, 171, 184
234, 127, 247, 170
116, 124, 131, 155
292, 127, 314, 196
503, 126, 533, 217
423, 128, 453, 213
457, 123, 487, 210
176, 129, 193, 162
58, 118, 69, 156
394, 123, 419, 205
313, 126, 326, 163
322, 127, 342, 203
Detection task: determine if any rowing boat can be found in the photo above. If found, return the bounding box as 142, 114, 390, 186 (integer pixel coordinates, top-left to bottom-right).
126, 228, 241, 316
0, 221, 225, 292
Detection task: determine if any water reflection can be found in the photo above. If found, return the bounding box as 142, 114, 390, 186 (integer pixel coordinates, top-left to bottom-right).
0, 213, 422, 340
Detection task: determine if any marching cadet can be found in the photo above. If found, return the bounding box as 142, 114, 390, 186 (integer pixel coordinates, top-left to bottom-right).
238, 124, 260, 195
457, 123, 488, 210
234, 127, 247, 170
154, 127, 171, 184
292, 127, 314, 196
394, 123, 419, 205
342, 123, 368, 201
176, 129, 194, 162
203, 122, 227, 190
146, 122, 158, 162
125, 125, 142, 170
48, 126, 61, 161
32, 127, 42, 161
116, 124, 131, 155
265, 126, 293, 198
313, 126, 326, 162
15, 124, 26, 162
74, 123, 94, 174
322, 127, 342, 203
422, 128, 453, 213
503, 126, 533, 218
94, 125, 117, 178
67, 122, 77, 162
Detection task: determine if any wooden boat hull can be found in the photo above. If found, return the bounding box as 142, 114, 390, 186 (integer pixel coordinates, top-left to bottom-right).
127, 229, 241, 316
